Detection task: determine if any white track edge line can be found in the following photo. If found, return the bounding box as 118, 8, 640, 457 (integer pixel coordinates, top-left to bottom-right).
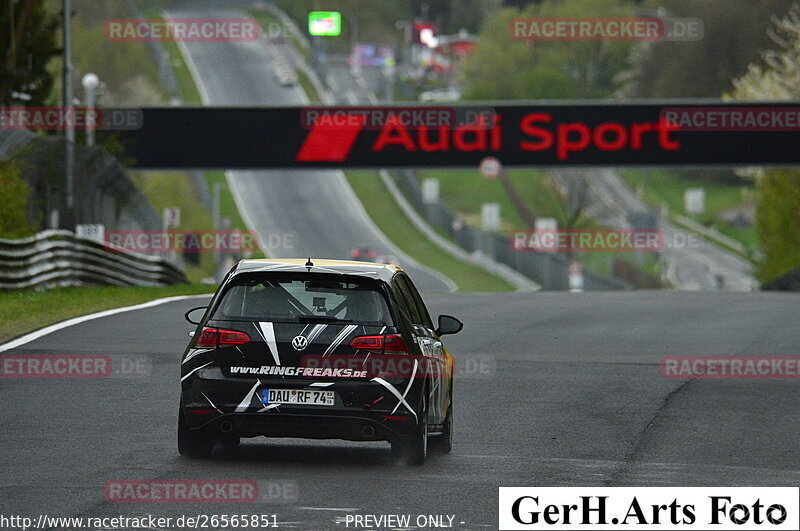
0, 294, 211, 353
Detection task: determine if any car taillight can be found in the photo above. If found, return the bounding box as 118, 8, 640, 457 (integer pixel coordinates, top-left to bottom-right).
196, 327, 250, 348
350, 334, 408, 354
382, 414, 410, 421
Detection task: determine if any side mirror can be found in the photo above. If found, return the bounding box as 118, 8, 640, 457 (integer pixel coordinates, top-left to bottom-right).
436, 315, 463, 336
185, 306, 207, 325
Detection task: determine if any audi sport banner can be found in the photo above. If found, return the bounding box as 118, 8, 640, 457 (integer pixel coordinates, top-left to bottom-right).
116, 104, 800, 168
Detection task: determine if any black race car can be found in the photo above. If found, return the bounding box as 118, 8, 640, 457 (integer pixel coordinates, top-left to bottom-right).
179, 258, 462, 464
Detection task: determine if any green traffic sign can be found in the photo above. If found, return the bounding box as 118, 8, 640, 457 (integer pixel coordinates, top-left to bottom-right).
308, 11, 342, 36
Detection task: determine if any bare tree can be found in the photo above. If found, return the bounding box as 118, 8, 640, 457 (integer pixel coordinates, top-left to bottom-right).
557, 174, 591, 263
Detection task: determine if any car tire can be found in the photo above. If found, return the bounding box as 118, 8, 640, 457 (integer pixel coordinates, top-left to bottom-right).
391, 407, 428, 465
177, 405, 216, 458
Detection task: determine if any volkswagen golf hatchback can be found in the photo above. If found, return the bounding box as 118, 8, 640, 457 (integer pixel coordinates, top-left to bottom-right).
179, 258, 463, 464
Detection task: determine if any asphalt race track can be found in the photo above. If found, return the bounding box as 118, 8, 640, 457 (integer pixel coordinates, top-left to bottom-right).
164, 4, 452, 292
1, 292, 799, 529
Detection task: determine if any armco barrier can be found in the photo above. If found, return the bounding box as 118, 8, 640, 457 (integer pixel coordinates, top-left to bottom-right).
0, 231, 187, 290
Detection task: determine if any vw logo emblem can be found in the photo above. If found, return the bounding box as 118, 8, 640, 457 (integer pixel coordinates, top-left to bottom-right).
291, 335, 308, 351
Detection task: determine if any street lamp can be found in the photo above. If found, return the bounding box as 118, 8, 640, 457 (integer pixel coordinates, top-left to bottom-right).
81, 72, 99, 147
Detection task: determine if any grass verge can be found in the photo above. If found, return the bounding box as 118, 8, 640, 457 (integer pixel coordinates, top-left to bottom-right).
139, 11, 203, 103
129, 171, 218, 282
0, 285, 214, 344
204, 171, 266, 259
416, 168, 567, 231
297, 70, 321, 103
415, 168, 647, 278
620, 169, 758, 254
346, 171, 514, 292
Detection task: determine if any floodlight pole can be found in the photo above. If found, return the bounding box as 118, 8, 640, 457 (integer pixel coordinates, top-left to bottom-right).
63, 0, 75, 229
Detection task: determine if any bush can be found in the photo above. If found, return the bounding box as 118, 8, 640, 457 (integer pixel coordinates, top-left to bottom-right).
755, 171, 800, 283
0, 160, 39, 239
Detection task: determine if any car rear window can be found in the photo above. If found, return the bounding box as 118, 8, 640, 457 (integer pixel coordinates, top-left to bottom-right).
212, 274, 393, 325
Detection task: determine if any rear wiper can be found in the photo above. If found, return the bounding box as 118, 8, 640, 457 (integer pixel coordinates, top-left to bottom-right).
298, 316, 353, 323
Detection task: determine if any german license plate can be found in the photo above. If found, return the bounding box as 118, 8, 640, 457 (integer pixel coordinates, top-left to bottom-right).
261, 388, 335, 406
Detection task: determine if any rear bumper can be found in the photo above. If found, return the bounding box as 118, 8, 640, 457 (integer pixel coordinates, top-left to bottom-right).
185, 411, 413, 441
181, 365, 422, 441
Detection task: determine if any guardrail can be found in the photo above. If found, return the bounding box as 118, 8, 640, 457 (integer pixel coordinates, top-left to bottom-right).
0, 231, 187, 290
672, 214, 748, 256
